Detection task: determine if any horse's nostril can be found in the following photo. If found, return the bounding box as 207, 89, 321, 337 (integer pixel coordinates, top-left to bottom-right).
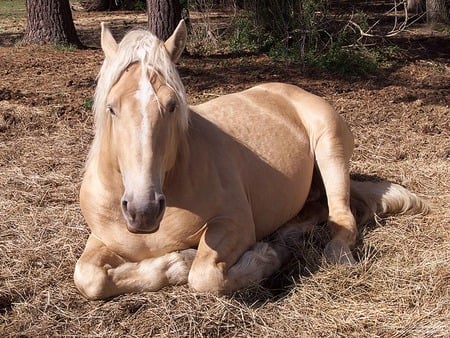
122, 199, 128, 211
158, 195, 166, 214
158, 194, 166, 205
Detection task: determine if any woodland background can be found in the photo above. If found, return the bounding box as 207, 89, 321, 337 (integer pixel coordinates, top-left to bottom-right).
0, 1, 449, 336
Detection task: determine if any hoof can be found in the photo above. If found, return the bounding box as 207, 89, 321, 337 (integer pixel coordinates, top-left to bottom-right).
324, 239, 357, 265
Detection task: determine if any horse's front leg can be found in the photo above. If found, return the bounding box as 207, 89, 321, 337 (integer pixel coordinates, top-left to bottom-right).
187, 219, 275, 293
74, 234, 196, 300
188, 208, 322, 294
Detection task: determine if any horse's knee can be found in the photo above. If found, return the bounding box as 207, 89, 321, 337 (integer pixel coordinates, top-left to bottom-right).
188, 262, 226, 294
74, 259, 110, 300
188, 242, 287, 294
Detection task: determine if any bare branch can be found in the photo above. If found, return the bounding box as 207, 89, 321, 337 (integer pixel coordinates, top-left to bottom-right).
348, 0, 424, 40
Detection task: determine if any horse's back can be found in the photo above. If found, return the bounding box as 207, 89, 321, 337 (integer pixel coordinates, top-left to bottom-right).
194, 82, 340, 144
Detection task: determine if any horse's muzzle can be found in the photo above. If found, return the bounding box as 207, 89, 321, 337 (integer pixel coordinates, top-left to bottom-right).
121, 192, 166, 234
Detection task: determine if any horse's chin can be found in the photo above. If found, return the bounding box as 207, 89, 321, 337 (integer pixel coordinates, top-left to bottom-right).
126, 222, 160, 234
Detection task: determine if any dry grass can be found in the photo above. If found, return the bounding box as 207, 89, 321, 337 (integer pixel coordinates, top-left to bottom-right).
1, 9, 449, 338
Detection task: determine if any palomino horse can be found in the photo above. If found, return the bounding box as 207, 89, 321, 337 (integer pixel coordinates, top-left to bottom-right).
74, 21, 428, 300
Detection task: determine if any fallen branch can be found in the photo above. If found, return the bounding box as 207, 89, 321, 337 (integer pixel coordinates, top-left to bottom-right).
348, 0, 427, 41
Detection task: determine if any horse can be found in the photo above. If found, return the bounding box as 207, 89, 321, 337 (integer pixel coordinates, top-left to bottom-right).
74, 21, 428, 300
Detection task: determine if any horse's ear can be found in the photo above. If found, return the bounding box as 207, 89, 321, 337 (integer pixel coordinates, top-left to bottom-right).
101, 22, 118, 60
164, 20, 187, 63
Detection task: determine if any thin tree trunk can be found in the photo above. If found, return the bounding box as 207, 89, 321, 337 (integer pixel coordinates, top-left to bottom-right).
80, 0, 118, 11
147, 0, 182, 41
426, 0, 449, 23
23, 0, 83, 47
407, 0, 425, 14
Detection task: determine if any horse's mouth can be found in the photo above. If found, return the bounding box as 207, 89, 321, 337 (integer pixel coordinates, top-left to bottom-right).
126, 220, 161, 234
124, 208, 165, 234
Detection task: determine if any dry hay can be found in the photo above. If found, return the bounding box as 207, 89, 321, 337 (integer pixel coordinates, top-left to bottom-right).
1, 20, 449, 337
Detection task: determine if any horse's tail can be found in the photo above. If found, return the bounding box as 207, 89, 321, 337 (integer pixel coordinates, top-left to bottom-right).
350, 180, 429, 224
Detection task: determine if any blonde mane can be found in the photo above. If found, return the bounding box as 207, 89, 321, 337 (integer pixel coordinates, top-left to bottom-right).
88, 29, 188, 165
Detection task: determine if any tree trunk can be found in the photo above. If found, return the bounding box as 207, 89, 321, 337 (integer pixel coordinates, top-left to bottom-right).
147, 0, 182, 41
80, 0, 119, 11
426, 0, 449, 23
407, 0, 425, 14
23, 0, 83, 47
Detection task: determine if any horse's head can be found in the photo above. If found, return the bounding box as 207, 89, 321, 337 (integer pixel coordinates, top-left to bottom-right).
95, 21, 188, 234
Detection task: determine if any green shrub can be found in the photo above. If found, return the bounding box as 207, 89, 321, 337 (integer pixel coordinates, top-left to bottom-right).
228, 0, 380, 74
229, 15, 263, 52
236, 0, 328, 59
307, 47, 379, 76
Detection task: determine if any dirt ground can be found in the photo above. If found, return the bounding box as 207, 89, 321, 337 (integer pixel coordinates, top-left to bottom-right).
1, 6, 449, 338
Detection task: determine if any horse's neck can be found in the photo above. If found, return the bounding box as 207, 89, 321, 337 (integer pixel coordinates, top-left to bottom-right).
163, 110, 219, 196
164, 129, 191, 192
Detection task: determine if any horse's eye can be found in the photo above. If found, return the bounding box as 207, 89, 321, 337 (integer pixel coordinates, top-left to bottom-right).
106, 104, 116, 115
166, 99, 177, 114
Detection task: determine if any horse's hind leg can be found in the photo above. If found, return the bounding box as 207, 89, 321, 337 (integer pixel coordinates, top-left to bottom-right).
314, 117, 358, 265
74, 234, 196, 299
271, 201, 328, 253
